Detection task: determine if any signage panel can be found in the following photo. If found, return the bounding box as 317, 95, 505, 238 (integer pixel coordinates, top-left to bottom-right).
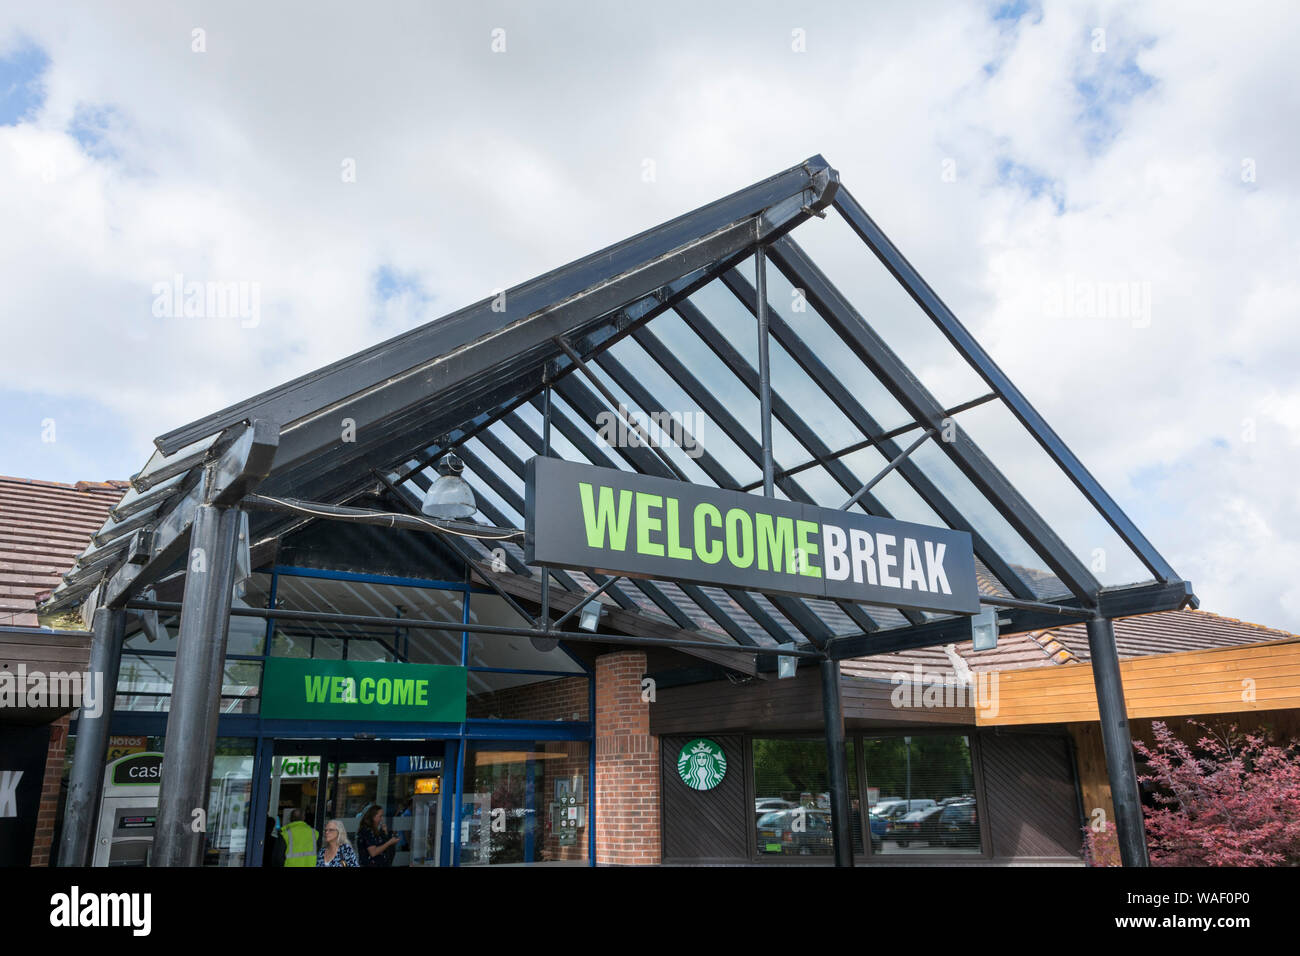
261, 659, 467, 722
525, 457, 980, 615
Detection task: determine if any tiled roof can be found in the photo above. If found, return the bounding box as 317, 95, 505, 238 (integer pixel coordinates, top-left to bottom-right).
840, 608, 1298, 683
0, 476, 128, 627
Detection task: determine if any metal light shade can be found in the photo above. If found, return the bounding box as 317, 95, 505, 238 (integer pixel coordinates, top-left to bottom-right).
421, 453, 476, 519
579, 602, 603, 632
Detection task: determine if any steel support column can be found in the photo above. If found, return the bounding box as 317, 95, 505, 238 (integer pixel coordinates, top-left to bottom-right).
1086, 615, 1149, 867
820, 658, 854, 867
58, 605, 126, 867
151, 503, 243, 867
755, 245, 775, 497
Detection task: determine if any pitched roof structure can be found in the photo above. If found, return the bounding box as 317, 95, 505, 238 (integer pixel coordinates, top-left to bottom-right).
839, 608, 1296, 682
41, 156, 1196, 661
0, 477, 127, 627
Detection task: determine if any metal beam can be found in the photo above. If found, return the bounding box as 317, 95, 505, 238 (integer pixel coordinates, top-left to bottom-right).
755, 245, 775, 498
821, 658, 854, 866
152, 503, 243, 867
58, 606, 125, 867
832, 187, 1177, 585
1086, 616, 1149, 866
241, 492, 521, 541
127, 599, 824, 659
768, 235, 1103, 606
826, 580, 1194, 659
839, 428, 933, 511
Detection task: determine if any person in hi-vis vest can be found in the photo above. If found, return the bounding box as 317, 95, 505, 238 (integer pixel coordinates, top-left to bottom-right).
281, 809, 318, 867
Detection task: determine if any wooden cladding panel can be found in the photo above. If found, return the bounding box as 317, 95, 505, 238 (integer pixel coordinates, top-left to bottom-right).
660, 734, 749, 863
981, 733, 1082, 859
979, 639, 1300, 726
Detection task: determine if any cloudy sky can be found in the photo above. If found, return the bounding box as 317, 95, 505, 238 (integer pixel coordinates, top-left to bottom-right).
1, 1, 1297, 630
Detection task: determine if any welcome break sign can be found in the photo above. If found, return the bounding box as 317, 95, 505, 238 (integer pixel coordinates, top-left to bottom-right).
525, 457, 981, 616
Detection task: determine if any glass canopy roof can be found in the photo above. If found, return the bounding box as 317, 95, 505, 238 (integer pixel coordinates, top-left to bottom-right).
45, 156, 1192, 660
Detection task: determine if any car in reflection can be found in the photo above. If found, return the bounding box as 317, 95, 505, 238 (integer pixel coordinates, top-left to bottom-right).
892, 804, 948, 847
754, 798, 797, 823
868, 799, 938, 851
756, 807, 832, 855
937, 800, 979, 848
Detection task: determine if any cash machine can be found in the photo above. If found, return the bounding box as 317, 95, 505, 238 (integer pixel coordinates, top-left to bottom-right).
92, 752, 163, 866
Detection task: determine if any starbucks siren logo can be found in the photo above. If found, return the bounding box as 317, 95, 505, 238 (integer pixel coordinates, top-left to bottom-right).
677, 737, 727, 791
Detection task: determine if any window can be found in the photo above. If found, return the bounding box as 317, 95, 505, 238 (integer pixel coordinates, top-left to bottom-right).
751, 738, 860, 858
458, 742, 589, 865
862, 734, 981, 856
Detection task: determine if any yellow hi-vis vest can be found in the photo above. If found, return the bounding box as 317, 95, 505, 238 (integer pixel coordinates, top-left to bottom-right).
282, 821, 318, 867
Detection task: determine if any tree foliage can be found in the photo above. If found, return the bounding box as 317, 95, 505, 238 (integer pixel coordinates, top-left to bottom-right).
1134, 719, 1300, 866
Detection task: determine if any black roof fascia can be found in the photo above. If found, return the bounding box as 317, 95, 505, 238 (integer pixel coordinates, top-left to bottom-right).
826, 580, 1196, 660
155, 157, 840, 457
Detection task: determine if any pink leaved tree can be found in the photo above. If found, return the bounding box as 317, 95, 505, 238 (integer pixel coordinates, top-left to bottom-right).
1132, 719, 1300, 866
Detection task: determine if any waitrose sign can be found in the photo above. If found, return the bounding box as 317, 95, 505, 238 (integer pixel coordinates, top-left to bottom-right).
262, 659, 467, 722
525, 457, 980, 616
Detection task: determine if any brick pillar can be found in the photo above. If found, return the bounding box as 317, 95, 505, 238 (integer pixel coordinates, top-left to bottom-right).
595, 651, 660, 865
30, 715, 71, 866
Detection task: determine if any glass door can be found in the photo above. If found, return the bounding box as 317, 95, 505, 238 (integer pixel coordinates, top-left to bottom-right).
263, 739, 446, 867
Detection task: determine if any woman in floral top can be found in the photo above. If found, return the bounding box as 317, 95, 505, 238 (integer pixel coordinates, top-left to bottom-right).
318, 819, 359, 867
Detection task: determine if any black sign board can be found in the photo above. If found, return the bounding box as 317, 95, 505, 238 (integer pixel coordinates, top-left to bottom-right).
0, 723, 51, 866
525, 457, 980, 615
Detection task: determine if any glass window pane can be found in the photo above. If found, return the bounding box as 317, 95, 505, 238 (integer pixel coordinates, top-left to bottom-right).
762, 259, 915, 434
792, 209, 990, 409
460, 742, 589, 865
954, 399, 1154, 588
269, 574, 464, 665
864, 734, 981, 856
909, 439, 1070, 599
752, 738, 858, 858
206, 738, 256, 866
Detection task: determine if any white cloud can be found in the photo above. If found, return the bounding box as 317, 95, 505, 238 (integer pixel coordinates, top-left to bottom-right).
0, 0, 1297, 629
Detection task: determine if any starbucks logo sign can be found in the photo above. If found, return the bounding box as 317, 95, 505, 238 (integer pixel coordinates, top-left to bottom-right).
677, 738, 727, 791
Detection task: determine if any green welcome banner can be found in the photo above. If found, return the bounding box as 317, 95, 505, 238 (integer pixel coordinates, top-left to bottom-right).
261, 658, 467, 722
525, 456, 980, 616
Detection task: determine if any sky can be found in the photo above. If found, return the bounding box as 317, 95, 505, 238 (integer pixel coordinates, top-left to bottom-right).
1, 1, 1297, 631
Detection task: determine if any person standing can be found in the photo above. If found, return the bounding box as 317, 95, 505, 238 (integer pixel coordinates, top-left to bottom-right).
317, 819, 359, 867
356, 804, 398, 867
281, 808, 318, 868
262, 814, 286, 867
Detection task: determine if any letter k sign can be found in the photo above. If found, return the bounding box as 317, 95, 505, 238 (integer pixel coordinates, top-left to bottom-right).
0, 770, 21, 817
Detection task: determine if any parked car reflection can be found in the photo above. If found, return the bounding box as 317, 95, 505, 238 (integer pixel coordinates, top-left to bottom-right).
756, 808, 832, 855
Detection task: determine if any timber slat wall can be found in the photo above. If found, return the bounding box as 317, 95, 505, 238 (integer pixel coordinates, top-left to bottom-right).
660, 733, 749, 863
979, 639, 1300, 725
980, 733, 1082, 858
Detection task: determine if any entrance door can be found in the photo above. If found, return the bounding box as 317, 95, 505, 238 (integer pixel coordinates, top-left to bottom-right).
261, 739, 447, 867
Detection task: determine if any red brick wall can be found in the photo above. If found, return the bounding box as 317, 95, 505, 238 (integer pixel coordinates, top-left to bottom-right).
595, 651, 660, 865
466, 675, 588, 722
30, 714, 70, 866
